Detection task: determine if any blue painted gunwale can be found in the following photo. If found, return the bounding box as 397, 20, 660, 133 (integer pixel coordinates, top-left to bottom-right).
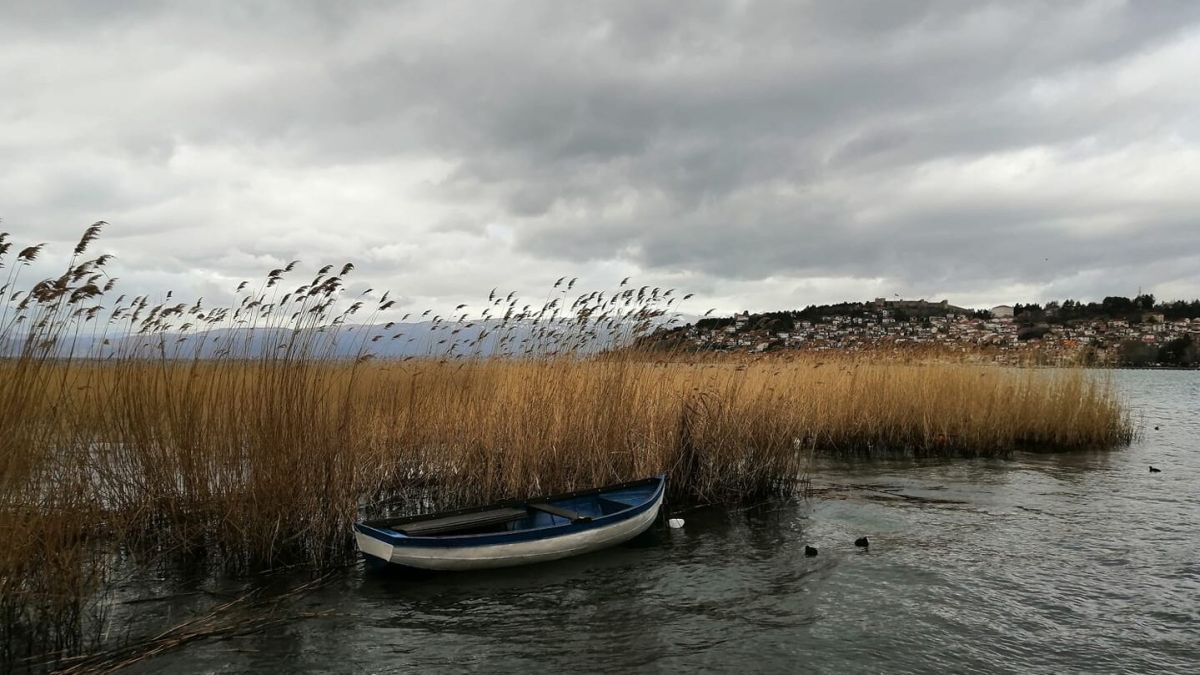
355, 474, 665, 549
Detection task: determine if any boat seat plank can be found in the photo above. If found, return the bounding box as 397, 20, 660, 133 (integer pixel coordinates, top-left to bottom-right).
394, 507, 528, 536
599, 496, 632, 508
529, 502, 592, 523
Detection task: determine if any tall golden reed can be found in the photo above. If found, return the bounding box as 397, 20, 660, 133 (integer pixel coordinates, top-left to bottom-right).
0, 225, 1132, 667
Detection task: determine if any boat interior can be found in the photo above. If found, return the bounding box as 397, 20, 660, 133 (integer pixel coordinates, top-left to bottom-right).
369, 480, 660, 538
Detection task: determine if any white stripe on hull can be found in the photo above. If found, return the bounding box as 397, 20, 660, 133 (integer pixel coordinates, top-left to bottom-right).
357, 490, 663, 571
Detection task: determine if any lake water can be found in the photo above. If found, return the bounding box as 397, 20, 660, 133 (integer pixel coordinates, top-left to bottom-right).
128, 370, 1199, 674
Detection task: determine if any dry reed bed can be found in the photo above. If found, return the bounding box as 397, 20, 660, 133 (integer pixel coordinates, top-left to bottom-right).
2, 355, 1133, 668
18, 356, 1132, 562
0, 224, 1133, 668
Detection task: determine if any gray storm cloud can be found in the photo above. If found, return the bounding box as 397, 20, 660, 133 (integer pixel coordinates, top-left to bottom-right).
2, 0, 1199, 314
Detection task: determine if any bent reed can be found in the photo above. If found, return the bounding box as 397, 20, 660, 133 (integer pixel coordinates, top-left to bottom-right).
1, 225, 1132, 667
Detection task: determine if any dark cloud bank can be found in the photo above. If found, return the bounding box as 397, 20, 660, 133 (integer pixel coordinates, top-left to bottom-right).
2, 1, 1199, 314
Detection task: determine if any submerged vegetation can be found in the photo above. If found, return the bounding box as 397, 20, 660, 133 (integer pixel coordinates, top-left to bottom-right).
0, 225, 1133, 668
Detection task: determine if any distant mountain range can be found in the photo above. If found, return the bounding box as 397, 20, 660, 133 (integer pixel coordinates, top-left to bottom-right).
2, 319, 637, 359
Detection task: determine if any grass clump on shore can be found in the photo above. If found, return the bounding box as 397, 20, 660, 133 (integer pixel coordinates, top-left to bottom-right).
0, 225, 1133, 668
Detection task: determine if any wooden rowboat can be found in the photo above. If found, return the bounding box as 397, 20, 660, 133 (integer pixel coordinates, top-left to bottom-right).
354, 475, 666, 571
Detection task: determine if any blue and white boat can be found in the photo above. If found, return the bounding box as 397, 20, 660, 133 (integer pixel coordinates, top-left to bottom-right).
354, 475, 666, 571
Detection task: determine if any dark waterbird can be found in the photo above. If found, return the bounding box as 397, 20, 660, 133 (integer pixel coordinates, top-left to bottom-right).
855, 537, 870, 548
804, 545, 818, 557
1149, 466, 1162, 473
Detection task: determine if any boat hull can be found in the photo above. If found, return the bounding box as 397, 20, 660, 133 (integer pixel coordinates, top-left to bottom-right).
356, 482, 664, 571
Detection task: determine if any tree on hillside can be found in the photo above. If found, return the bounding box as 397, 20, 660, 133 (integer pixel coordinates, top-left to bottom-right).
1158, 299, 1200, 320
1158, 335, 1198, 366
1119, 340, 1157, 366
1101, 296, 1135, 316
755, 311, 797, 332
1017, 324, 1050, 341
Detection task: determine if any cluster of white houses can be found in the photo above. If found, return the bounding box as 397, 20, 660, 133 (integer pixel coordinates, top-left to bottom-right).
681, 300, 1200, 364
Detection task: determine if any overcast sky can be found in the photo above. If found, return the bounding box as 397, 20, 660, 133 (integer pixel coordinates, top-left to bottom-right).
3, 1, 1199, 316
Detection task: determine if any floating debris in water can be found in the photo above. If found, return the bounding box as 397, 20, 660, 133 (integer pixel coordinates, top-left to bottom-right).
804, 545, 818, 557
855, 537, 870, 548
1149, 466, 1162, 473
668, 518, 685, 529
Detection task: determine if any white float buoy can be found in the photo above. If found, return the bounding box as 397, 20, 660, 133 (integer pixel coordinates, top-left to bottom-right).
668, 518, 685, 529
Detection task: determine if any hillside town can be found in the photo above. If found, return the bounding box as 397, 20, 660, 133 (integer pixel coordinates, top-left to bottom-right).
654, 297, 1200, 367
